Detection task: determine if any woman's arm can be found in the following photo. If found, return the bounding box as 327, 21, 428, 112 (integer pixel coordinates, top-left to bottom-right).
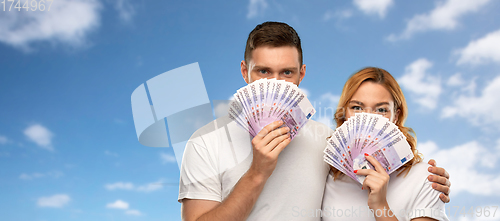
355, 154, 398, 221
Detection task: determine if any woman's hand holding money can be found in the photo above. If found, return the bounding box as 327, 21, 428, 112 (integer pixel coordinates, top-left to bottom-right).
248, 121, 291, 181
355, 154, 397, 220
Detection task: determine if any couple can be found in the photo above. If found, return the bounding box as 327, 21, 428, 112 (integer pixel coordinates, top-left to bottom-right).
178, 22, 451, 221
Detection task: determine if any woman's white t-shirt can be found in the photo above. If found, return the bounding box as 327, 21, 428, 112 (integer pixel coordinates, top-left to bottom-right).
321, 162, 449, 221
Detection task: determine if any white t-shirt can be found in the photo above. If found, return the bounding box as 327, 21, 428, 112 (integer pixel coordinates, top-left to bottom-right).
179, 115, 332, 220
321, 162, 449, 221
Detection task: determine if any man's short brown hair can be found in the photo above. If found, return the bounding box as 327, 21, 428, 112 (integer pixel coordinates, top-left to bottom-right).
244, 21, 303, 66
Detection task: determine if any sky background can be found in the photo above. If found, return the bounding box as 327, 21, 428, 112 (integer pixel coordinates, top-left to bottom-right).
1, 0, 500, 220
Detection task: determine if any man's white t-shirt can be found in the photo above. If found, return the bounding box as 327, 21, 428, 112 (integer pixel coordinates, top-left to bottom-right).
179, 115, 332, 220
321, 162, 449, 221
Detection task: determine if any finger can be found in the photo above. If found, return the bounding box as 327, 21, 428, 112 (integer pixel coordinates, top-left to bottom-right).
364, 154, 387, 174
428, 174, 451, 187
269, 136, 291, 157
428, 159, 436, 167
262, 126, 290, 146
357, 169, 387, 186
428, 166, 450, 179
432, 182, 451, 196
256, 121, 283, 138
439, 193, 450, 203
361, 174, 383, 192
353, 169, 376, 176
266, 133, 290, 152
355, 169, 377, 191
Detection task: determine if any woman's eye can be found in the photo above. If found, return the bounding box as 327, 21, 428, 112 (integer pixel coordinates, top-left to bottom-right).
376, 108, 388, 113
351, 106, 362, 111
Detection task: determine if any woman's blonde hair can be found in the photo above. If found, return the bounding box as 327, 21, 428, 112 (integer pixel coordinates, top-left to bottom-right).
331, 67, 422, 179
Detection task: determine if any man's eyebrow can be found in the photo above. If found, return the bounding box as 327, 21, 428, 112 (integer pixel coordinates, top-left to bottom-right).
281, 67, 298, 71
253, 65, 269, 70
252, 66, 299, 71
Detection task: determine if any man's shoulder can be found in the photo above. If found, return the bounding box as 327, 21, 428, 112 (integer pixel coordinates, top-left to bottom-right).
299, 119, 334, 138
190, 115, 233, 137
187, 115, 248, 145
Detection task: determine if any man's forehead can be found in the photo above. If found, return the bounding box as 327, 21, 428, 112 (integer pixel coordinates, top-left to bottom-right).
249, 46, 301, 67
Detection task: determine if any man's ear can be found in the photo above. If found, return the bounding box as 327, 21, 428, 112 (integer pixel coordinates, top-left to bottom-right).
241, 60, 249, 84
298, 64, 306, 85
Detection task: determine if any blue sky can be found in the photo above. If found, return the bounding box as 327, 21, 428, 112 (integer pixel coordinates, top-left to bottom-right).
1, 0, 500, 220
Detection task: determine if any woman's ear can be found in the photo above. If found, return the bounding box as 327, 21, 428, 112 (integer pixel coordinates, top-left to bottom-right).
393, 108, 400, 124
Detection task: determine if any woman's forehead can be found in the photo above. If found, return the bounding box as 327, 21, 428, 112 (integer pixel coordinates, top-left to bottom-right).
350, 81, 394, 105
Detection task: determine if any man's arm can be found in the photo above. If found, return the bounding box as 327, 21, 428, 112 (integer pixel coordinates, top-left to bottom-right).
181, 121, 291, 221
426, 159, 451, 203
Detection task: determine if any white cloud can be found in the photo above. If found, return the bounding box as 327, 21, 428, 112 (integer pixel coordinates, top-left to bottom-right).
20, 171, 63, 180
418, 140, 500, 197
214, 101, 231, 119
136, 181, 163, 193
104, 180, 163, 192
247, 0, 268, 19
104, 150, 119, 157
37, 194, 71, 208
387, 0, 491, 41
300, 87, 310, 97
20, 173, 45, 180
442, 75, 500, 128
398, 58, 441, 109
213, 95, 235, 119
319, 92, 340, 108
106, 200, 129, 210
323, 9, 353, 21
311, 92, 340, 129
125, 209, 142, 216
455, 29, 500, 65
160, 152, 177, 164
114, 0, 135, 22
0, 0, 102, 51
0, 135, 8, 144
353, 0, 393, 18
105, 182, 134, 190
24, 124, 54, 151
447, 73, 465, 86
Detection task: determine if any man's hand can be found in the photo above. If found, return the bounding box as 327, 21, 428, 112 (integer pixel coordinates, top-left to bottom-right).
248, 121, 291, 180
181, 121, 292, 221
427, 159, 451, 203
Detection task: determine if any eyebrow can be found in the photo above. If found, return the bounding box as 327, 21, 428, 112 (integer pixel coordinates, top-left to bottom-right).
349, 100, 363, 106
253, 66, 298, 71
349, 100, 390, 106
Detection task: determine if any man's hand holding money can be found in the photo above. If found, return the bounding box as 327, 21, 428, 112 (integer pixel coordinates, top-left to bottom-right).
248, 120, 291, 181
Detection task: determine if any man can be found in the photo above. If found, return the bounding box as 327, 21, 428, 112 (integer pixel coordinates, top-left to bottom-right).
179, 21, 451, 221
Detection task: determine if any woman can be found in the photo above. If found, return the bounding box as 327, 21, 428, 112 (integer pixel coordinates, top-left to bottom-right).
321, 67, 449, 221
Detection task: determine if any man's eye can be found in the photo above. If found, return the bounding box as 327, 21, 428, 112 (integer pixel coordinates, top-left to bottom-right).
283, 70, 292, 75
259, 70, 268, 74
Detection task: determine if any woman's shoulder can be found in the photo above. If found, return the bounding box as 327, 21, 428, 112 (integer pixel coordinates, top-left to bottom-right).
389, 161, 432, 187
407, 161, 433, 177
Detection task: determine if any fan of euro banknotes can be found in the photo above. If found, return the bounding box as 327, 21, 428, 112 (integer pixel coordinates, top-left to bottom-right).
228, 78, 316, 140
324, 113, 414, 184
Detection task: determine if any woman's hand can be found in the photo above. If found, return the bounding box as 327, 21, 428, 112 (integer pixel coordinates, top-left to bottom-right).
355, 153, 390, 210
